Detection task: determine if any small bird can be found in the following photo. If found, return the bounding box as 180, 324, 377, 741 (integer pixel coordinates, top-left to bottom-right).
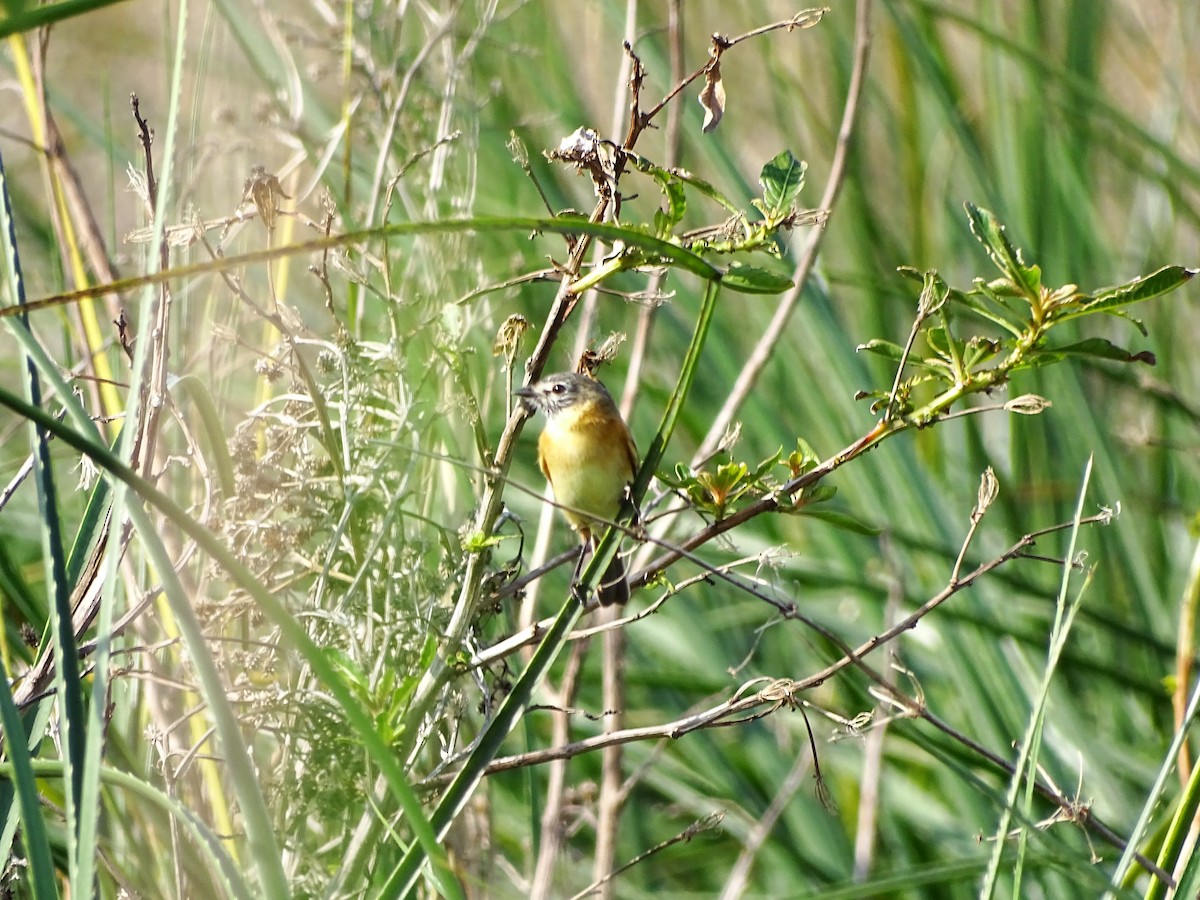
517, 372, 638, 606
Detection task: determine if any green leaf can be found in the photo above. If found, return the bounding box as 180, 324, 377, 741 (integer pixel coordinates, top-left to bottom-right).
662, 178, 687, 231
784, 438, 820, 478
694, 462, 751, 519
750, 448, 783, 481
963, 202, 1041, 298
653, 208, 672, 239
700, 461, 749, 492
1022, 338, 1156, 367
795, 506, 882, 536
665, 165, 742, 215
963, 335, 1004, 368
462, 531, 505, 552
664, 463, 694, 487
856, 339, 906, 361
799, 485, 837, 505
629, 153, 688, 237
981, 277, 1029, 299
721, 262, 793, 294
956, 281, 1025, 336
856, 339, 952, 375
1108, 308, 1149, 337
925, 326, 957, 361
759, 150, 806, 219
1059, 265, 1197, 320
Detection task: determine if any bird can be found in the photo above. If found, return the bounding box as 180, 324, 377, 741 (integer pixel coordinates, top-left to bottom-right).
517, 372, 638, 606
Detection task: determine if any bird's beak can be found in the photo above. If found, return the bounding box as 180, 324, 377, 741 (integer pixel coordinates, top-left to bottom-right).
516, 384, 538, 409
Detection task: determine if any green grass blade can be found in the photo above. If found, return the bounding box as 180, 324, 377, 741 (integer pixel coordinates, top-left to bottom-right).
0, 0, 131, 39
0, 659, 57, 899
0, 141, 85, 888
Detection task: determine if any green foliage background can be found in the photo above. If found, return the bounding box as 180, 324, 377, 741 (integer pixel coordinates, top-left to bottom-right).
0, 1, 1198, 897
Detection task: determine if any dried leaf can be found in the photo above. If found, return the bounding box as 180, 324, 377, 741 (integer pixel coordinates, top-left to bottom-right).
1005, 394, 1052, 415
698, 60, 726, 134
545, 126, 618, 198
974, 467, 999, 519
492, 314, 531, 357
577, 333, 626, 376
242, 165, 291, 232
548, 126, 601, 162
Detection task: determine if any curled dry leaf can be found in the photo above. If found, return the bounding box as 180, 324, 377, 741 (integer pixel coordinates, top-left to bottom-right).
242, 165, 291, 231
698, 59, 726, 134
1004, 394, 1052, 415
975, 467, 999, 518
548, 126, 602, 163
576, 332, 626, 376
492, 314, 531, 358
545, 126, 618, 198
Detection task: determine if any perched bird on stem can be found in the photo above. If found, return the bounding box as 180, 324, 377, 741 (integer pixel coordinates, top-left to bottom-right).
517, 372, 638, 606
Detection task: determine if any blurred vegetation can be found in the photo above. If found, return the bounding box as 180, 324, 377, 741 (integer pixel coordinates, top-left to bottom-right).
1, 1, 1199, 898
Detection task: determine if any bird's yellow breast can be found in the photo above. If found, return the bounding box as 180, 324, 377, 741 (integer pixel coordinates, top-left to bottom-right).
537, 401, 636, 534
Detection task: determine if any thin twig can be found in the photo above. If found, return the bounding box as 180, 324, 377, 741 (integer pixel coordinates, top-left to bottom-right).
568, 812, 726, 900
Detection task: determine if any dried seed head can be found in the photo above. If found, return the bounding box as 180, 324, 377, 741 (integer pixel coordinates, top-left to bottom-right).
1005, 394, 1052, 415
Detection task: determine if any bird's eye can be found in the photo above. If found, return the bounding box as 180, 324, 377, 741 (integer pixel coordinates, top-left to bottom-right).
551, 383, 565, 394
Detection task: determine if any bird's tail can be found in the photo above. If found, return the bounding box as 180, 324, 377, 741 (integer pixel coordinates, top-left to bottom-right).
596, 545, 629, 607
573, 537, 630, 607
